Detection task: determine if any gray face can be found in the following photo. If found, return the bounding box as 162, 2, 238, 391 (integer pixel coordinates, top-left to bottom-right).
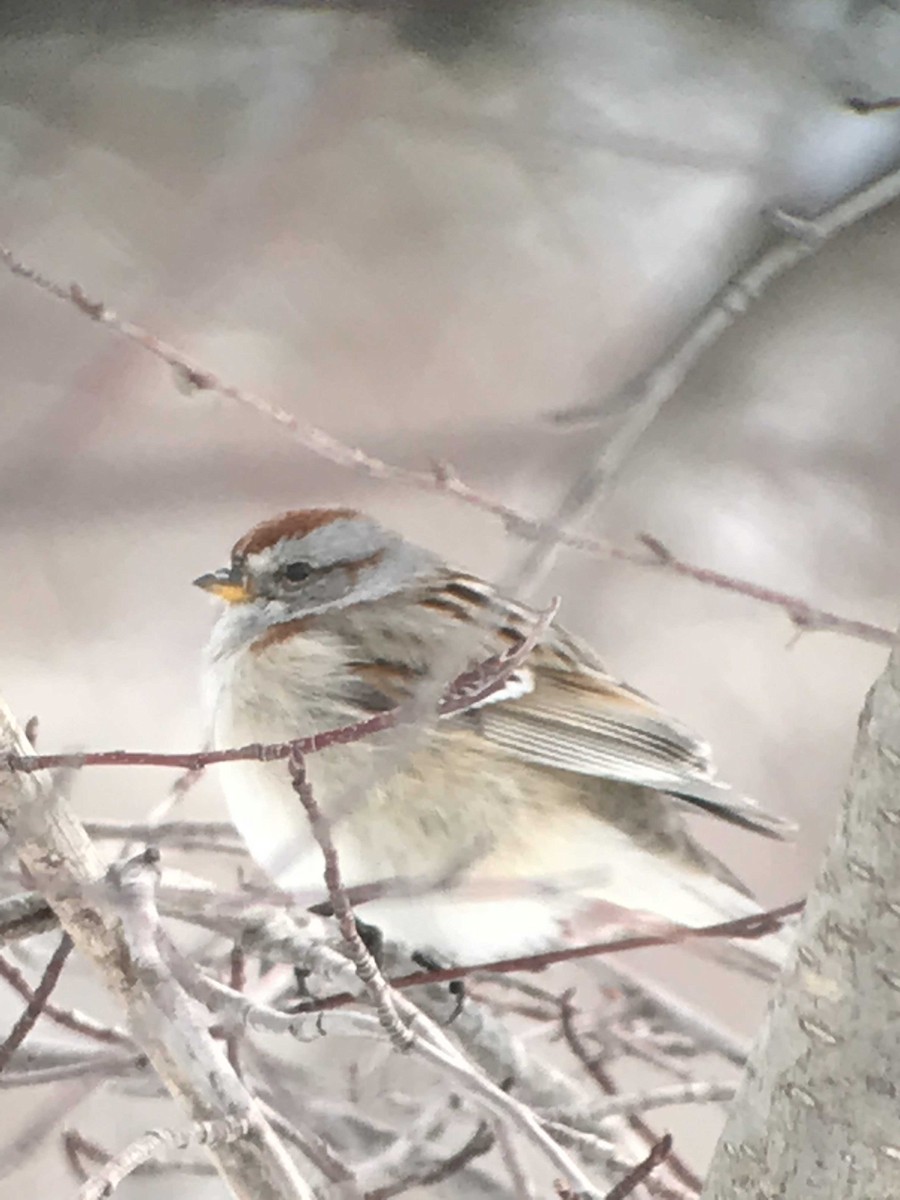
244, 518, 391, 614
198, 514, 441, 646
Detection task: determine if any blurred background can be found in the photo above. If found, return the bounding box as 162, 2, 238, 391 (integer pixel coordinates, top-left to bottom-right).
1, 0, 899, 1193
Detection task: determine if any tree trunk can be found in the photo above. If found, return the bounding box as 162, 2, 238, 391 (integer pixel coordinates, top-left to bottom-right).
702, 636, 900, 1199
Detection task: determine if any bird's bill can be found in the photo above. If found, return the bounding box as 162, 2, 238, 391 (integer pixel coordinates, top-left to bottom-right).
192, 566, 252, 604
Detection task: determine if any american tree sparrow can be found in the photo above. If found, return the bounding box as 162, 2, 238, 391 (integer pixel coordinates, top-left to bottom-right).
196, 508, 792, 971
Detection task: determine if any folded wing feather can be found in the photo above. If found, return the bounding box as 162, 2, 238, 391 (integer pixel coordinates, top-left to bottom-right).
470, 642, 794, 839
342, 580, 794, 840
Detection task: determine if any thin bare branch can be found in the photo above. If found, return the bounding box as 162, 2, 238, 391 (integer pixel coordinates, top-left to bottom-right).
602, 1134, 672, 1200
632, 534, 891, 645
250, 947, 694, 1199
597, 961, 750, 1068
391, 1015, 601, 1195
0, 1082, 99, 1183
845, 96, 900, 113
560, 993, 702, 1196
4, 718, 396, 772
554, 1136, 673, 1200
63, 1129, 103, 1184
0, 933, 73, 1071
78, 1117, 250, 1200
5, 617, 559, 776
63, 1128, 217, 1185
363, 1123, 494, 1200
0, 1053, 144, 1088
542, 1122, 689, 1200
15, 863, 789, 1019
287, 747, 414, 1051
552, 166, 900, 428
587, 1081, 735, 1121
157, 883, 342, 970
300, 902, 803, 1010
494, 1120, 540, 1200
226, 942, 247, 1077
85, 819, 238, 843
257, 1098, 360, 1194
0, 1042, 131, 1069
0, 951, 130, 1045
0, 232, 894, 645
353, 1097, 462, 1193
189, 964, 601, 1195
152, 875, 797, 1007
516, 163, 900, 593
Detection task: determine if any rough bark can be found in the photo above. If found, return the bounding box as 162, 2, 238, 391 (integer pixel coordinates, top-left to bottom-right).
702, 638, 900, 1199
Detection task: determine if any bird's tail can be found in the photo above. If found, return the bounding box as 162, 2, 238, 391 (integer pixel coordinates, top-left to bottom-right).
574, 866, 799, 981
672, 874, 799, 981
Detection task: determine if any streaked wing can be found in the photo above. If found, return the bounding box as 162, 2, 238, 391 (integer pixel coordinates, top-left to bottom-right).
473, 631, 793, 838
341, 573, 793, 839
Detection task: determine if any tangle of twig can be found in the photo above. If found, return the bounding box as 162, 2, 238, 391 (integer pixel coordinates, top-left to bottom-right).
0, 934, 74, 1072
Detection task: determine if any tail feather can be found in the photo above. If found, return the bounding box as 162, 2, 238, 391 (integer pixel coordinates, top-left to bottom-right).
688, 920, 795, 981
676, 873, 798, 979
668, 781, 797, 840
577, 860, 799, 981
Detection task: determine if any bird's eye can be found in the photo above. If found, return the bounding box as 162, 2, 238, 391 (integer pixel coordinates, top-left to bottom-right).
282, 561, 313, 584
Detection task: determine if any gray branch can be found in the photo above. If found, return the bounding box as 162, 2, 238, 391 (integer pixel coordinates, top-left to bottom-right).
78, 1117, 252, 1200
0, 697, 314, 1200
702, 634, 900, 1199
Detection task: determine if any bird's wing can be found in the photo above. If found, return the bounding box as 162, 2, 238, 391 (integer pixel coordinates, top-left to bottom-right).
336, 576, 793, 839
468, 615, 793, 839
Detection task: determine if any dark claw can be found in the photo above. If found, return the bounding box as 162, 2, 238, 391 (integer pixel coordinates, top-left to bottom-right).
308, 899, 385, 967
412, 950, 466, 1021
354, 917, 384, 968
446, 979, 466, 1023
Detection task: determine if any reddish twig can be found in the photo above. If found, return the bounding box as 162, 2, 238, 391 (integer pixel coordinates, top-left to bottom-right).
288, 748, 413, 1051
846, 96, 900, 113
63, 1130, 109, 1183
298, 901, 803, 1013
604, 1134, 672, 1200
0, 244, 894, 647
0, 950, 131, 1046
0, 934, 74, 1071
560, 992, 701, 1196
555, 1136, 673, 1200
0, 243, 565, 535
635, 534, 891, 645
5, 615, 558, 776
4, 714, 399, 773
